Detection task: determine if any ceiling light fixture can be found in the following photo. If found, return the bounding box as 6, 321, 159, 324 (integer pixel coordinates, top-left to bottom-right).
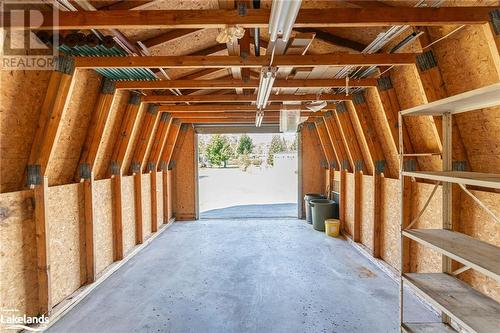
255, 110, 264, 127
269, 0, 302, 43
256, 66, 278, 110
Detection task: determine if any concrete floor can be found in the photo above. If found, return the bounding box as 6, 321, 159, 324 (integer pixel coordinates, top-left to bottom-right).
47, 217, 438, 333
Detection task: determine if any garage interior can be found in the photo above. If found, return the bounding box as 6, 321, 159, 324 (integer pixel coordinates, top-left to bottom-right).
1, 1, 500, 332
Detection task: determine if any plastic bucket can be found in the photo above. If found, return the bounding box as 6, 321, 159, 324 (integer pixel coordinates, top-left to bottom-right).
325, 219, 340, 237
304, 193, 326, 224
310, 199, 336, 231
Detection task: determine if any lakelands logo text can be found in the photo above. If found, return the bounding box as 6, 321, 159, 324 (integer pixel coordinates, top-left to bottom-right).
0, 311, 49, 332
1, 0, 59, 70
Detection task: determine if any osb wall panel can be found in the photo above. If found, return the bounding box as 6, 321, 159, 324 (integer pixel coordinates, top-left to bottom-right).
459, 190, 500, 302
48, 183, 86, 306
94, 90, 130, 180
410, 182, 442, 273
344, 173, 355, 236
94, 179, 113, 275
429, 25, 500, 173
360, 175, 374, 251
380, 177, 400, 270
141, 174, 152, 239
390, 66, 441, 171
0, 190, 38, 317
299, 125, 326, 217
0, 70, 51, 192
173, 126, 196, 220
122, 176, 136, 255
46, 70, 102, 186
156, 172, 164, 225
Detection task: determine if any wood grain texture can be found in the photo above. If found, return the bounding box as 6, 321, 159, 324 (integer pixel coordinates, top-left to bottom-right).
93, 179, 114, 276
121, 176, 136, 255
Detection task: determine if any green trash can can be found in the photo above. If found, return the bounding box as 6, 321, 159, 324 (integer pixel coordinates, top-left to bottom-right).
310, 199, 337, 232
304, 193, 326, 224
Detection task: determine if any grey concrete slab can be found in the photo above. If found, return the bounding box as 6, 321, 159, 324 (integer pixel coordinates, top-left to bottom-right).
47, 218, 438, 333
201, 203, 297, 219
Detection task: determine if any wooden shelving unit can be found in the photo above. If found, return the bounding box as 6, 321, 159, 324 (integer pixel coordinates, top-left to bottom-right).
398, 83, 500, 333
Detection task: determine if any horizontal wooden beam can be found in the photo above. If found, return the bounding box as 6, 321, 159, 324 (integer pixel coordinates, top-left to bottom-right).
178, 118, 279, 124
142, 93, 351, 103
158, 104, 335, 112
19, 8, 495, 30
116, 78, 376, 90
142, 29, 202, 48
74, 54, 417, 69
167, 111, 318, 118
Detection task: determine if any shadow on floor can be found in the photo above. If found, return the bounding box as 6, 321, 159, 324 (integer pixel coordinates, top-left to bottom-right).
200, 203, 297, 219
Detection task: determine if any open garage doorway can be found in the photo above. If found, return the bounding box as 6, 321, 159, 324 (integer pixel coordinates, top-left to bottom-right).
197, 130, 298, 219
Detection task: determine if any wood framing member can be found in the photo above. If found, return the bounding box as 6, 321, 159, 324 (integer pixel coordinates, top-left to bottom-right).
335, 102, 369, 175
25, 8, 496, 30
34, 176, 51, 315
77, 78, 116, 180
74, 54, 417, 69
158, 104, 334, 112
142, 93, 352, 103
112, 174, 124, 260
134, 171, 143, 244
26, 56, 76, 186
314, 118, 338, 169
295, 28, 366, 52
116, 78, 376, 90
83, 173, 96, 283
177, 118, 279, 124
147, 113, 173, 172
372, 167, 384, 258
339, 170, 347, 231
353, 169, 362, 243
166, 111, 317, 118
349, 95, 387, 177
323, 112, 353, 172
129, 104, 160, 174
150, 170, 158, 232
142, 29, 202, 48
109, 93, 142, 176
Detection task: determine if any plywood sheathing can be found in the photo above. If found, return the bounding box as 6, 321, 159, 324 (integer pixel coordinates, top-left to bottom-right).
93, 179, 114, 276
360, 175, 374, 251
390, 66, 442, 170
94, 91, 130, 180
121, 175, 136, 255
409, 183, 443, 273
379, 177, 401, 269
428, 25, 500, 173
167, 170, 174, 220
45, 70, 102, 186
141, 174, 152, 239
0, 190, 38, 317
47, 183, 86, 306
0, 70, 51, 193
345, 173, 355, 236
459, 190, 500, 302
172, 125, 197, 220
299, 124, 326, 217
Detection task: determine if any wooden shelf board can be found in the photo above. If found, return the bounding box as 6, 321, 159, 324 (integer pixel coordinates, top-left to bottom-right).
402, 322, 456, 333
403, 273, 500, 333
402, 171, 500, 189
403, 229, 500, 281
400, 83, 500, 116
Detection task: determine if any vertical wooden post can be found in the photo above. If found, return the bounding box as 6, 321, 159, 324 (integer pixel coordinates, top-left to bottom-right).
83, 172, 96, 283
150, 170, 158, 232
134, 171, 143, 244
112, 174, 124, 261
339, 169, 347, 232
372, 171, 383, 258
34, 176, 51, 315
353, 169, 362, 243
162, 166, 169, 223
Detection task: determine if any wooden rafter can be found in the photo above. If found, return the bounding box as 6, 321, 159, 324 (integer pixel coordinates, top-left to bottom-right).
146, 114, 173, 172
24, 8, 496, 30
323, 113, 353, 172
167, 111, 317, 118
295, 28, 366, 52
159, 121, 182, 168
129, 104, 160, 174
142, 29, 203, 48
116, 78, 377, 90
315, 119, 337, 168
74, 54, 417, 69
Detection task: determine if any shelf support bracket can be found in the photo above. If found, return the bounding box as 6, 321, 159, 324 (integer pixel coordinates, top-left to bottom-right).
405, 181, 441, 230
458, 183, 500, 225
